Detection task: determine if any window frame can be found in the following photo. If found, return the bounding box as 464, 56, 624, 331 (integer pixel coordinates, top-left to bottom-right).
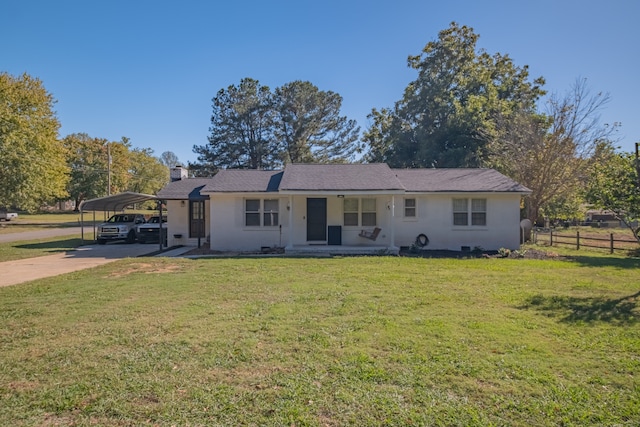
263, 198, 279, 227
343, 198, 359, 227
452, 197, 487, 227
471, 198, 487, 226
343, 197, 377, 227
403, 197, 417, 219
361, 198, 377, 227
452, 198, 469, 226
244, 198, 280, 227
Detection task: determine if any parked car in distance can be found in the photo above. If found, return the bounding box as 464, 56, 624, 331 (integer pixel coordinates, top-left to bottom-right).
97, 213, 146, 244
0, 210, 18, 221
136, 215, 167, 244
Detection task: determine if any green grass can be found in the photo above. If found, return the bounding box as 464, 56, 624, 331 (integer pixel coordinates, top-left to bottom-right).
0, 235, 83, 262
16, 212, 85, 223
1, 255, 639, 426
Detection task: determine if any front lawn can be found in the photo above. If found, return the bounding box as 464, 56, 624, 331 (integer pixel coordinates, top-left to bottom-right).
0, 256, 638, 426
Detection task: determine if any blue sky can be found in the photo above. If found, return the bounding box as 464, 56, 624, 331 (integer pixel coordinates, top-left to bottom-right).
3, 0, 639, 166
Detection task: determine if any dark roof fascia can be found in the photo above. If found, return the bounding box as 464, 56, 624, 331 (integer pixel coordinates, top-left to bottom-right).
402, 190, 532, 194
278, 189, 406, 195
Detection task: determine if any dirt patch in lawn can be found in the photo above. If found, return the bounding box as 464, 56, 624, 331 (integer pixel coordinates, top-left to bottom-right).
108, 262, 184, 277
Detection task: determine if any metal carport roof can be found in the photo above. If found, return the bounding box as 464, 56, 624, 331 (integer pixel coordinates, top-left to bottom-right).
78, 192, 162, 246
79, 192, 158, 212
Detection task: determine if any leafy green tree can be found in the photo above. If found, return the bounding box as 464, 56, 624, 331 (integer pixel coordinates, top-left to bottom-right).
62, 133, 110, 209
65, 135, 169, 207
274, 81, 359, 163
194, 78, 278, 171
584, 147, 640, 242
362, 22, 545, 168
127, 147, 169, 195
0, 72, 68, 211
104, 137, 133, 195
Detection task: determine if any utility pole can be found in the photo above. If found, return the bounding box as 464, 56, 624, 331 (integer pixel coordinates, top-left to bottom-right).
107, 142, 112, 196
636, 142, 640, 189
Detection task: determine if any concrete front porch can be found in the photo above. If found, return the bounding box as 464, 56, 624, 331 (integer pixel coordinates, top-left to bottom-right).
285, 245, 399, 256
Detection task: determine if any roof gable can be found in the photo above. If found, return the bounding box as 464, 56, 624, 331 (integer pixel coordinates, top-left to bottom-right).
393, 168, 531, 193
279, 163, 405, 191
156, 178, 212, 200
203, 170, 284, 193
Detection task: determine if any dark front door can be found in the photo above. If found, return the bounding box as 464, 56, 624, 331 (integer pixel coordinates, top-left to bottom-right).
189, 200, 205, 238
306, 198, 327, 241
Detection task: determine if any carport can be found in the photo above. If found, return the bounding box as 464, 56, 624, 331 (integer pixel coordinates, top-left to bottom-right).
79, 192, 165, 251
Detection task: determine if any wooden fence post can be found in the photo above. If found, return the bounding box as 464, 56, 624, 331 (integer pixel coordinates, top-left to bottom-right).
550, 230, 553, 247
610, 233, 614, 254
576, 231, 580, 250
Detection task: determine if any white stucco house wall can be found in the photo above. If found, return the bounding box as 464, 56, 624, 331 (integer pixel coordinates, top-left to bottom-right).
157, 164, 531, 254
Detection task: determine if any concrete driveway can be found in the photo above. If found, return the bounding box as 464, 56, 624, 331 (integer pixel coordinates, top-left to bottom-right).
0, 226, 83, 243
0, 243, 180, 288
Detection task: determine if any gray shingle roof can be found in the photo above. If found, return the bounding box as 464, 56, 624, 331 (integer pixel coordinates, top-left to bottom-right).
158, 166, 530, 196
393, 168, 531, 193
203, 170, 284, 193
156, 178, 212, 200
279, 163, 405, 191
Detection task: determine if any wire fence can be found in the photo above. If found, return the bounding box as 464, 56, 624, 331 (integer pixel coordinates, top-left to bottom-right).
534, 229, 639, 254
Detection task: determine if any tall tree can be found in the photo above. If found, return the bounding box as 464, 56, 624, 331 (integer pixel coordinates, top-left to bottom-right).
273, 81, 359, 163
0, 72, 68, 211
362, 22, 545, 168
193, 78, 278, 171
584, 147, 640, 242
62, 133, 111, 209
488, 79, 618, 224
159, 151, 180, 169
106, 137, 133, 195
128, 148, 169, 194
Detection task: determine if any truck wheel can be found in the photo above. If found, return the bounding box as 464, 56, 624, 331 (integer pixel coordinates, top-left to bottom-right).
97, 239, 107, 245
126, 231, 136, 244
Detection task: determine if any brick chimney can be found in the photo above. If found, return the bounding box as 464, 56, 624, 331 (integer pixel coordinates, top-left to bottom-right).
170, 166, 188, 182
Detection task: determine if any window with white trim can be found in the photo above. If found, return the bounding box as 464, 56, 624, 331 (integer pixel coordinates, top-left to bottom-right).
471, 198, 486, 226
361, 198, 377, 226
453, 198, 468, 226
404, 198, 416, 218
245, 199, 279, 227
453, 198, 486, 226
245, 199, 260, 226
343, 198, 377, 226
343, 198, 359, 226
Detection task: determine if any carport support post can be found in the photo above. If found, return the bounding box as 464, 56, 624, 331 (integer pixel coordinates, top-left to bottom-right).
158, 199, 163, 253
80, 210, 85, 244
158, 199, 168, 252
